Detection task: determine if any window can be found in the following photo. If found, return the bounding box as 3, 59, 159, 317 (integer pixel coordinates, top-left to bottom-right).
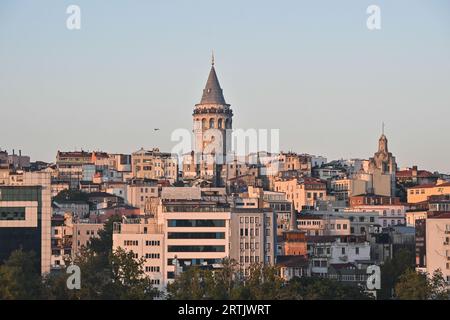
341, 248, 346, 255
168, 232, 225, 239
0, 207, 26, 221
168, 219, 225, 227
355, 247, 359, 255
168, 245, 225, 252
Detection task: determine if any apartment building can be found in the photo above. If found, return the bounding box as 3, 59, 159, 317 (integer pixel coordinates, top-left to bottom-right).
157, 187, 231, 284
131, 148, 178, 183
229, 208, 276, 276
420, 213, 450, 283
51, 213, 73, 270
330, 178, 367, 202
72, 221, 103, 255
273, 177, 327, 211
311, 210, 380, 236
234, 186, 292, 236
113, 216, 165, 290
56, 151, 93, 187
407, 180, 450, 204
307, 235, 371, 276
0, 171, 52, 274
297, 214, 350, 236
126, 179, 159, 213
350, 204, 406, 227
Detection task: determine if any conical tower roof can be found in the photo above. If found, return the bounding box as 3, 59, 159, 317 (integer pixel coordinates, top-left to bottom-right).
198, 61, 228, 105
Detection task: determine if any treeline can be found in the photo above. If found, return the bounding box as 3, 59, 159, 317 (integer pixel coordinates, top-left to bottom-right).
166, 260, 372, 300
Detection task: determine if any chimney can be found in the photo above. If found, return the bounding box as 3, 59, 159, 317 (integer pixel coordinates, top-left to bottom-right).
19, 150, 22, 157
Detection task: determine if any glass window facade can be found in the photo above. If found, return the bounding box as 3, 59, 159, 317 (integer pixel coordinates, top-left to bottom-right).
168, 232, 225, 239
168, 245, 225, 252
167, 219, 225, 227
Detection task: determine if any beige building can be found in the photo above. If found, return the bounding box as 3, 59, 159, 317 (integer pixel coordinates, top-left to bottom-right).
0, 171, 52, 274
273, 177, 327, 211
229, 208, 276, 276
113, 217, 165, 290
72, 221, 103, 255
126, 179, 159, 213
405, 211, 428, 227
424, 214, 450, 283
407, 180, 450, 204
331, 178, 367, 202
131, 148, 178, 183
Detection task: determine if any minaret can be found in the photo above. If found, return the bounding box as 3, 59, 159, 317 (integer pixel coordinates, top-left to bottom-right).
192, 55, 233, 174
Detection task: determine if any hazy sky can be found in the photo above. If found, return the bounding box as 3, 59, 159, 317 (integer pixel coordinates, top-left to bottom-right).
1, 0, 449, 173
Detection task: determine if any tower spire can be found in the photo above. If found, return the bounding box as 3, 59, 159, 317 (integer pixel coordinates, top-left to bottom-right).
197, 55, 228, 105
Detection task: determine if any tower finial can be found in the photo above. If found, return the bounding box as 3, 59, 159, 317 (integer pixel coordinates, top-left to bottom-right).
211, 50, 215, 66
382, 121, 385, 135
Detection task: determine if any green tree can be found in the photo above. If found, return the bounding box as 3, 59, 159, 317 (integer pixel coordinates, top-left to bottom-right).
53, 189, 89, 202
42, 215, 158, 300
281, 276, 372, 300
167, 266, 211, 299
0, 250, 42, 299
395, 269, 450, 300
379, 248, 415, 299
429, 269, 450, 300
395, 269, 429, 300
239, 263, 284, 300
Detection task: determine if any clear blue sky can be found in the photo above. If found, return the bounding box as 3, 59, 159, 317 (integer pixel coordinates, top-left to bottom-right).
0, 0, 449, 173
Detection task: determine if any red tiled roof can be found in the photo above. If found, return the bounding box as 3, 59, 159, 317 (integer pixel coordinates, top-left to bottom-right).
396, 169, 433, 178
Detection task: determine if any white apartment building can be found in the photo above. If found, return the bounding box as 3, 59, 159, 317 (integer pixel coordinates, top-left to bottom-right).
350, 204, 406, 228
158, 188, 231, 284
297, 215, 351, 236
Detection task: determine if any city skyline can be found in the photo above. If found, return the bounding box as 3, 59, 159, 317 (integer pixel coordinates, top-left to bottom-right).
1, 0, 449, 173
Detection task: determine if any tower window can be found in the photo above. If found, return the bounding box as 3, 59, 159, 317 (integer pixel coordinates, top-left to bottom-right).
209, 118, 215, 128
218, 118, 223, 128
